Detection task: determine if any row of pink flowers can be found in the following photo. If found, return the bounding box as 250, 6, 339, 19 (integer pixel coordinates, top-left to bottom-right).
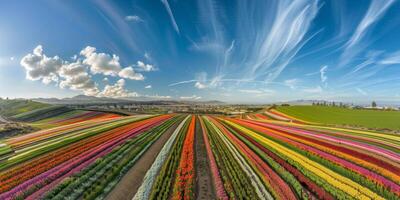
234, 119, 400, 195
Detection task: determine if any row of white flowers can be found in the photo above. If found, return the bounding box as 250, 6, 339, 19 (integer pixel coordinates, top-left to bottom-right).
132, 115, 190, 200
205, 117, 274, 200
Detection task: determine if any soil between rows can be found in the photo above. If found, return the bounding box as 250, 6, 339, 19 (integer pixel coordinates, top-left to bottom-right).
194, 116, 216, 200
106, 119, 181, 200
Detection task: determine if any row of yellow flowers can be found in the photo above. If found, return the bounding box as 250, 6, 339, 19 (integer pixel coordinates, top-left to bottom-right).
223, 119, 384, 200
249, 123, 400, 184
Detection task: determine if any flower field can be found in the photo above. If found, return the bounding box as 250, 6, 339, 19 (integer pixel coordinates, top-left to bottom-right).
0, 113, 399, 199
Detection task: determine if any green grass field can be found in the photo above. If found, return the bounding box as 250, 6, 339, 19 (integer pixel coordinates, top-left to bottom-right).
0, 99, 50, 117
276, 105, 400, 130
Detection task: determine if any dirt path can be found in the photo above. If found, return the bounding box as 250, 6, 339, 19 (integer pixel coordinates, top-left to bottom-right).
195, 116, 216, 200
106, 119, 181, 200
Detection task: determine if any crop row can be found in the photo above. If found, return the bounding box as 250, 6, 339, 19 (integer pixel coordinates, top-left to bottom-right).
0, 115, 172, 199
133, 115, 191, 200
42, 115, 182, 200
219, 117, 398, 199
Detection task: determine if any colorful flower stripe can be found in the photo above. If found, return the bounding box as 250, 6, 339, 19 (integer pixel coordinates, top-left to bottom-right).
6, 115, 127, 148
233, 118, 400, 196
240, 119, 400, 183
198, 117, 228, 200
209, 117, 296, 200
172, 115, 196, 200
223, 119, 384, 200
0, 115, 170, 197
205, 117, 273, 200
269, 109, 313, 124
227, 122, 334, 199
133, 115, 190, 200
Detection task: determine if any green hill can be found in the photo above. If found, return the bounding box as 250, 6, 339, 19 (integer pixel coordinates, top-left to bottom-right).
0, 99, 50, 118
276, 105, 400, 130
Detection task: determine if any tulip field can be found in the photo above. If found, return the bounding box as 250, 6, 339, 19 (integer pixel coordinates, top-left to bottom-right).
0, 112, 399, 199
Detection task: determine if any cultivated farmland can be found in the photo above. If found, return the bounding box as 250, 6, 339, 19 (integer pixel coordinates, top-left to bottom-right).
0, 112, 399, 200
275, 105, 400, 130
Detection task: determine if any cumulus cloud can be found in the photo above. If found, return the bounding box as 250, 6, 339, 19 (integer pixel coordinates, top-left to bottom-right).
58, 61, 100, 95
20, 45, 154, 97
99, 79, 137, 98
20, 45, 62, 84
180, 95, 202, 100
118, 67, 145, 80
80, 46, 122, 76
60, 73, 99, 96
136, 61, 156, 72
145, 85, 152, 89
125, 15, 143, 22
59, 61, 87, 77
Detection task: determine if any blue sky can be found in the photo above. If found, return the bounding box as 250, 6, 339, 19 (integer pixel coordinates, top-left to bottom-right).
1, 0, 400, 103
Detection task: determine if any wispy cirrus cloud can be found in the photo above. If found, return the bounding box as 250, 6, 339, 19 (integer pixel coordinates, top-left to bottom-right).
243, 0, 320, 81
320, 65, 328, 84
339, 0, 395, 67
379, 51, 400, 65
161, 0, 180, 34
125, 15, 143, 22
356, 88, 367, 96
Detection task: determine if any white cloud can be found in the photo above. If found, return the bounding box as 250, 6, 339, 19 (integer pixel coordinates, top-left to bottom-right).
340, 0, 395, 67
99, 79, 137, 98
161, 0, 180, 34
195, 82, 206, 89
145, 85, 152, 89
20, 45, 62, 84
345, 0, 394, 50
60, 73, 99, 96
118, 67, 145, 80
136, 61, 156, 72
320, 65, 328, 83
302, 86, 323, 93
59, 61, 87, 77
144, 52, 152, 61
58, 61, 100, 96
379, 51, 400, 65
10, 57, 14, 61
284, 79, 300, 90
356, 88, 367, 96
125, 15, 143, 22
80, 46, 122, 76
180, 95, 202, 100
247, 0, 319, 81
20, 45, 151, 97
